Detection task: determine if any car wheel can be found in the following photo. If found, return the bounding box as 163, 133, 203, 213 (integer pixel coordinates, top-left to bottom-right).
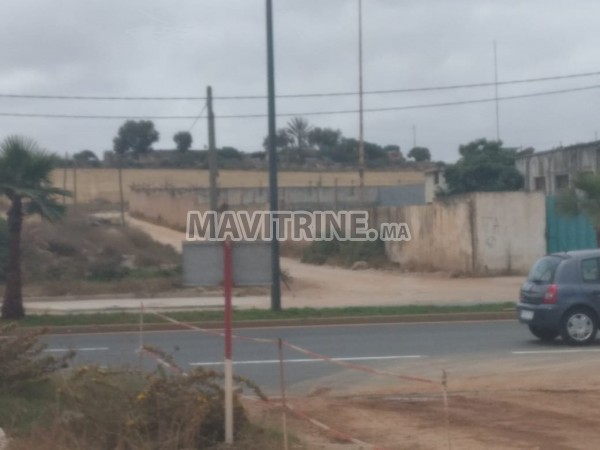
528, 325, 559, 342
560, 307, 598, 346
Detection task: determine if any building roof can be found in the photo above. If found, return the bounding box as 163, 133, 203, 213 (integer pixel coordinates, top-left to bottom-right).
516, 140, 600, 160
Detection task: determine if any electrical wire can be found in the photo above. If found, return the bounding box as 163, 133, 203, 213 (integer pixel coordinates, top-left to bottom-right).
0, 70, 599, 101
0, 83, 598, 120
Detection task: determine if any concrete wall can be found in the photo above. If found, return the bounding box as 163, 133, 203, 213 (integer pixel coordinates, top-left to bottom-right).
373, 196, 474, 273
471, 192, 546, 274
50, 168, 425, 204
129, 184, 425, 230
373, 191, 546, 274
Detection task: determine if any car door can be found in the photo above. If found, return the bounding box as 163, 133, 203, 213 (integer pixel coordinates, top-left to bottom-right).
579, 257, 600, 307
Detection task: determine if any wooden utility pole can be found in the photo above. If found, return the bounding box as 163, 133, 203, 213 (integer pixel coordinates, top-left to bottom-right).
207, 86, 219, 214
494, 40, 500, 141
72, 156, 78, 206
358, 0, 365, 191
62, 153, 67, 205
118, 155, 125, 225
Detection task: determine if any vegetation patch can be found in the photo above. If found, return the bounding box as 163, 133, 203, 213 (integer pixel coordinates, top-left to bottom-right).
13, 303, 515, 328
0, 325, 290, 450
3, 211, 183, 297
301, 238, 387, 268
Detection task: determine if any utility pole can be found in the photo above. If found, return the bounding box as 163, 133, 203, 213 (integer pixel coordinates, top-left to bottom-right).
266, 0, 282, 312
493, 40, 500, 142
207, 86, 219, 237
62, 153, 67, 206
357, 0, 365, 191
117, 155, 125, 225
72, 156, 78, 206
412, 125, 417, 148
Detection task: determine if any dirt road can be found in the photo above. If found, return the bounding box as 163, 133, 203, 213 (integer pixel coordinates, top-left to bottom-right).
127, 215, 522, 307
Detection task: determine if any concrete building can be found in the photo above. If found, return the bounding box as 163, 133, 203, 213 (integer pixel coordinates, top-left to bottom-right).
424, 166, 447, 203
516, 141, 600, 195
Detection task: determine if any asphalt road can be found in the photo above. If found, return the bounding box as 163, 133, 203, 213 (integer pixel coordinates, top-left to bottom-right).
41, 320, 600, 393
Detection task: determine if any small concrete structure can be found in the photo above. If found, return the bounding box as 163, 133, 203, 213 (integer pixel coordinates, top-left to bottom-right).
424, 167, 447, 203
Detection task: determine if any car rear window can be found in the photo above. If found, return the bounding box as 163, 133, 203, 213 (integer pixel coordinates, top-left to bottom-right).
527, 256, 562, 283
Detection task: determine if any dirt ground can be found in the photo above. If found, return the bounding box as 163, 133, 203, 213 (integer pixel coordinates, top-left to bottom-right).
245, 355, 600, 450
127, 215, 522, 306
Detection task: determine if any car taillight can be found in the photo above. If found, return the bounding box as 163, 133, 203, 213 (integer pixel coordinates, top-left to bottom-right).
543, 284, 558, 304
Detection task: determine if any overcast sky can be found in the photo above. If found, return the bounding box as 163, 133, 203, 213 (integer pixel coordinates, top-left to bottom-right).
0, 0, 599, 162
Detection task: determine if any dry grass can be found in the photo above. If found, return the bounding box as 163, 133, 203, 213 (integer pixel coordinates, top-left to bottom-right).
51, 168, 425, 203
0, 327, 287, 450
0, 211, 183, 298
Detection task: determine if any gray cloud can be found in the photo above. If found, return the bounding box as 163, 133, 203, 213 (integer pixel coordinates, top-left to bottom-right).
0, 0, 599, 161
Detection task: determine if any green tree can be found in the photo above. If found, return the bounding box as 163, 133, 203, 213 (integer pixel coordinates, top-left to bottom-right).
263, 129, 293, 151
556, 173, 600, 243
286, 117, 312, 149
407, 146, 431, 162
0, 136, 69, 319
173, 131, 193, 152
73, 149, 100, 167
308, 127, 341, 151
113, 120, 159, 157
442, 138, 523, 195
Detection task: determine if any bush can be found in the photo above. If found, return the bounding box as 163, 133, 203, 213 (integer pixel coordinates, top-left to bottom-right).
338, 239, 386, 267
0, 323, 73, 393
300, 240, 340, 265
301, 238, 387, 268
0, 330, 273, 449
53, 365, 261, 449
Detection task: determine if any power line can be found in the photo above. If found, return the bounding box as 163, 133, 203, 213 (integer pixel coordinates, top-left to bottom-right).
0, 83, 599, 120
0, 70, 599, 101
188, 103, 207, 131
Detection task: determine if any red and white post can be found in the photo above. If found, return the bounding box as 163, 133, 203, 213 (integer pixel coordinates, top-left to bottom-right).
223, 240, 234, 444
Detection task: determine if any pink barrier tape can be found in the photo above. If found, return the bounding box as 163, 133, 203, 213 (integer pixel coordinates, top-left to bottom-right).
152, 312, 439, 386
147, 312, 422, 449
139, 346, 184, 375
283, 341, 437, 386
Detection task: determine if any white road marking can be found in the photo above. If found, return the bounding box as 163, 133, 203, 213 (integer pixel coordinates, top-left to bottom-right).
190, 354, 423, 366
43, 347, 109, 353
512, 348, 600, 355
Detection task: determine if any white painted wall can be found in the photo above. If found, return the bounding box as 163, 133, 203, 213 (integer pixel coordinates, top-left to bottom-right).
376, 191, 546, 274
472, 191, 546, 274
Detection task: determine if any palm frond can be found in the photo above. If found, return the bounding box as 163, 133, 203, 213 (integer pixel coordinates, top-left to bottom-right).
0, 135, 70, 221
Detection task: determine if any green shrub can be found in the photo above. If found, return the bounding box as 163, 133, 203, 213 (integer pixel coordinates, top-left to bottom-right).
301, 240, 340, 265
301, 238, 387, 267
0, 323, 73, 393
55, 365, 262, 449
338, 239, 386, 267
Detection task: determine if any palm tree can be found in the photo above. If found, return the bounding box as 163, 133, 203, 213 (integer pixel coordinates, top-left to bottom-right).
0, 136, 69, 319
556, 173, 600, 245
286, 117, 312, 149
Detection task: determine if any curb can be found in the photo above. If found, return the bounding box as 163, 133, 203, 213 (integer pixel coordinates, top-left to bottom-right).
25, 311, 515, 335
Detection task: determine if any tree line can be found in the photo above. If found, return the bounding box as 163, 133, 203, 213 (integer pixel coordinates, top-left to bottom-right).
58, 117, 432, 169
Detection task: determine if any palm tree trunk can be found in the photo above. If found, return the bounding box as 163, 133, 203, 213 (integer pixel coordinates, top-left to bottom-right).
2, 196, 24, 319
